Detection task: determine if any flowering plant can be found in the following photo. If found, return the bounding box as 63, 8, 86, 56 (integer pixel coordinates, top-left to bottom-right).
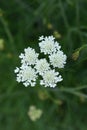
14, 35, 67, 88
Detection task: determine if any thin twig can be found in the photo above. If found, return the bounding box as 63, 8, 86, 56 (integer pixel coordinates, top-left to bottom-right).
59, 0, 69, 29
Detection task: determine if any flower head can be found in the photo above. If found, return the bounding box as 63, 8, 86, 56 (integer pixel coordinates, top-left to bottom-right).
14, 65, 37, 87
14, 35, 67, 88
35, 59, 50, 75
39, 36, 61, 55
40, 70, 63, 88
28, 106, 43, 121
19, 47, 39, 65
39, 35, 44, 41
49, 50, 67, 68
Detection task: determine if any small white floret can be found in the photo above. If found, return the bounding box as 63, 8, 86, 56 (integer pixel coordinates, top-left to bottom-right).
49, 50, 67, 68
39, 36, 61, 55
15, 65, 37, 87
14, 67, 19, 73
19, 47, 39, 65
35, 59, 50, 75
40, 70, 63, 88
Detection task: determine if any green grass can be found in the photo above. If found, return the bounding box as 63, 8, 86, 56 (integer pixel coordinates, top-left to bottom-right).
0, 0, 87, 130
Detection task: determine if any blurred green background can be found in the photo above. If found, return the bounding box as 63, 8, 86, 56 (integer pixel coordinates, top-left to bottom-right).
0, 0, 87, 130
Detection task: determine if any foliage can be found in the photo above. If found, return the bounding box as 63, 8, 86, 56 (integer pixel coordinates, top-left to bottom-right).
0, 0, 87, 130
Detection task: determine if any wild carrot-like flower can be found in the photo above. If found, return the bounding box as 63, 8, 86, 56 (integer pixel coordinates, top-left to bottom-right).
14, 65, 37, 87
19, 47, 39, 65
28, 106, 43, 121
14, 35, 67, 88
35, 59, 50, 75
49, 50, 67, 68
40, 70, 63, 88
39, 36, 61, 55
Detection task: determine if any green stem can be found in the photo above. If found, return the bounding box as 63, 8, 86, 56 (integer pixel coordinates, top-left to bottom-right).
49, 85, 87, 99
60, 85, 87, 91
59, 86, 87, 99
60, 89, 87, 99
0, 16, 17, 54
59, 0, 69, 29
77, 44, 87, 52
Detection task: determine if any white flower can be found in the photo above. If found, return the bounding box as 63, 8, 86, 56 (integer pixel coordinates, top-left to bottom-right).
49, 50, 67, 68
39, 35, 44, 41
14, 35, 67, 88
39, 36, 61, 55
35, 59, 50, 75
40, 70, 63, 88
14, 67, 19, 73
15, 65, 37, 87
28, 106, 43, 121
19, 47, 39, 65
54, 41, 61, 51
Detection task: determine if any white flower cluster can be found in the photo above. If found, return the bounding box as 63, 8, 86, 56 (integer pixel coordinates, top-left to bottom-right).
14, 65, 37, 87
14, 35, 67, 88
28, 106, 43, 121
39, 35, 61, 54
19, 47, 39, 65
